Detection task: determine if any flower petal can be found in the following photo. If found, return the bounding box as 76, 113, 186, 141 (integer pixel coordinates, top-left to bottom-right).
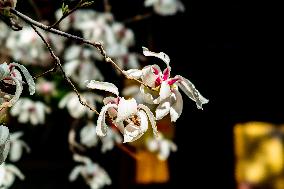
138, 104, 158, 137
137, 110, 149, 133
176, 75, 209, 109
142, 47, 170, 66
123, 69, 143, 79
116, 98, 137, 123
155, 99, 171, 120
69, 165, 84, 182
86, 80, 119, 96
9, 141, 22, 162
169, 89, 183, 122
80, 122, 98, 148
0, 125, 10, 165
141, 65, 160, 88
97, 104, 117, 136
123, 123, 142, 143
159, 81, 171, 101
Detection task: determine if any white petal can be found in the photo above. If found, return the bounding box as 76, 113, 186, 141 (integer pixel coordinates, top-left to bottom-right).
69, 166, 83, 182
155, 99, 171, 120
80, 123, 98, 147
140, 85, 161, 104
138, 104, 158, 137
97, 104, 117, 136
5, 164, 25, 180
116, 98, 137, 123
0, 125, 10, 165
63, 60, 80, 76
176, 75, 209, 109
144, 0, 157, 7
10, 132, 23, 140
146, 139, 158, 152
169, 89, 183, 122
123, 124, 142, 143
158, 141, 171, 161
159, 81, 171, 101
9, 141, 22, 162
142, 47, 170, 66
137, 110, 148, 133
123, 69, 143, 79
141, 65, 160, 88
35, 102, 46, 124
86, 80, 119, 96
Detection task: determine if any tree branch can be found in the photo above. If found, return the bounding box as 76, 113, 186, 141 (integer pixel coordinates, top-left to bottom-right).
30, 24, 99, 115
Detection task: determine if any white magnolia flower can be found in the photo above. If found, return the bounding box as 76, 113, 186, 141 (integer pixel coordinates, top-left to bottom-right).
69, 154, 111, 189
0, 163, 24, 189
0, 62, 35, 109
10, 98, 50, 125
86, 80, 157, 143
5, 27, 64, 65
9, 132, 30, 162
63, 45, 104, 88
0, 125, 10, 165
146, 133, 177, 160
59, 92, 103, 119
144, 0, 185, 16
123, 47, 209, 122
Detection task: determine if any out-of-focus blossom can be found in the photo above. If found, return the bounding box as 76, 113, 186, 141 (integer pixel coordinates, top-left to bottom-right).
80, 121, 98, 148
144, 0, 185, 16
0, 0, 17, 9
146, 133, 177, 160
9, 131, 30, 162
69, 154, 111, 189
5, 27, 64, 65
35, 79, 56, 96
100, 128, 122, 153
63, 45, 104, 88
10, 98, 50, 125
124, 47, 208, 122
0, 23, 10, 45
56, 10, 139, 70
59, 92, 103, 119
0, 125, 10, 165
86, 80, 157, 143
0, 163, 24, 189
0, 62, 35, 109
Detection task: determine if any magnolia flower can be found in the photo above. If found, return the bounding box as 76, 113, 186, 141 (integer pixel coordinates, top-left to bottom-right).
144, 0, 185, 16
5, 27, 64, 65
0, 0, 17, 9
35, 79, 56, 96
9, 132, 30, 162
0, 126, 10, 165
10, 98, 50, 125
0, 163, 24, 189
124, 47, 209, 122
63, 45, 104, 88
59, 92, 103, 119
146, 134, 177, 160
0, 62, 35, 109
69, 154, 111, 189
86, 80, 157, 143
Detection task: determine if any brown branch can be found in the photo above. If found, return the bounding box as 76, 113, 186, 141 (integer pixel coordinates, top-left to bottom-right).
124, 12, 153, 24
33, 65, 57, 79
116, 144, 138, 160
30, 24, 99, 115
103, 0, 111, 13
10, 8, 147, 87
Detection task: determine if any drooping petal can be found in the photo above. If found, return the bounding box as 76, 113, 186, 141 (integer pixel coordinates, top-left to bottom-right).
10, 63, 35, 95
158, 140, 171, 161
86, 80, 119, 96
69, 165, 84, 182
155, 99, 171, 120
97, 104, 117, 136
137, 110, 149, 133
123, 69, 143, 79
123, 123, 142, 143
138, 104, 158, 137
0, 63, 10, 80
0, 125, 10, 165
5, 164, 25, 180
10, 132, 23, 140
116, 98, 137, 123
159, 81, 171, 101
169, 89, 183, 122
0, 77, 23, 109
80, 122, 98, 148
142, 47, 170, 66
9, 141, 22, 162
176, 75, 209, 109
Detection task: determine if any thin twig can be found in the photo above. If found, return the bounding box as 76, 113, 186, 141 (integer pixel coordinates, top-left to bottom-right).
30, 24, 99, 115
124, 12, 153, 24
10, 8, 147, 87
103, 0, 111, 13
33, 65, 57, 79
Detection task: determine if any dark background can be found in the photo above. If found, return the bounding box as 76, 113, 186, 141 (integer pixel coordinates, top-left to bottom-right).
8, 0, 284, 189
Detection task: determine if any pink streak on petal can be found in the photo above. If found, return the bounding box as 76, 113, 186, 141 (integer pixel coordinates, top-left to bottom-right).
152, 66, 160, 75
168, 78, 180, 85
155, 77, 162, 86
163, 68, 170, 80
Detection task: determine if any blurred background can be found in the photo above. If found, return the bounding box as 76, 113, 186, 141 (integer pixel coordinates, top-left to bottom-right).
1, 0, 283, 189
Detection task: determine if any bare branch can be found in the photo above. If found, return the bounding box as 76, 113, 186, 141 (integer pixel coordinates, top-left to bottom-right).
124, 12, 153, 24
30, 24, 99, 115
